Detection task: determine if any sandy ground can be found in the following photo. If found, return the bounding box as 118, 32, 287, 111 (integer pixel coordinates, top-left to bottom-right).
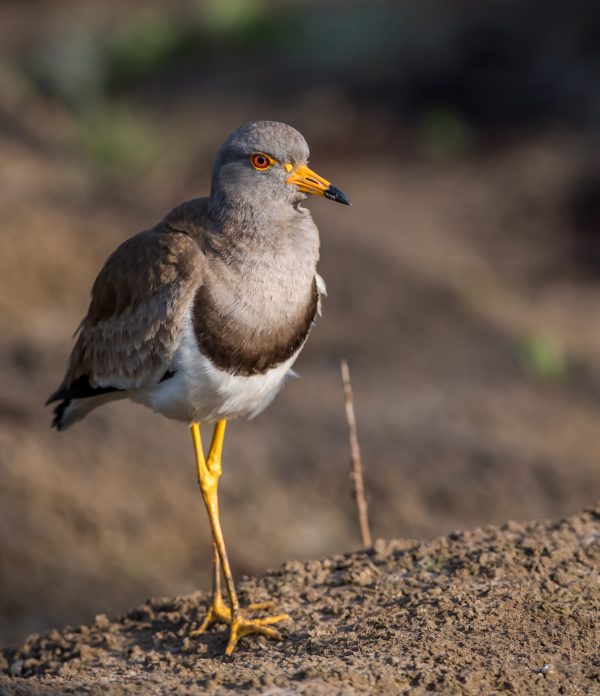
2, 503, 599, 694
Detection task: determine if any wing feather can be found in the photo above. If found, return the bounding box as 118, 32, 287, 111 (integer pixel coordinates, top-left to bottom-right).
53, 223, 203, 398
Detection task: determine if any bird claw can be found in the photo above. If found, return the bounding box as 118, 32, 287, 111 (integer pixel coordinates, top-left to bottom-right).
190, 593, 231, 636
225, 612, 290, 655
191, 595, 289, 653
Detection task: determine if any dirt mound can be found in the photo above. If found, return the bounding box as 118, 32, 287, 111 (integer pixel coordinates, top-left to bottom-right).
2, 504, 598, 695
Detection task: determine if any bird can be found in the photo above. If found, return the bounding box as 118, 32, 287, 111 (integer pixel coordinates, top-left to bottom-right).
46, 121, 350, 655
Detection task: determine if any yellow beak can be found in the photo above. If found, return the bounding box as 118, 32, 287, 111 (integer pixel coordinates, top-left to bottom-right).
286, 164, 350, 205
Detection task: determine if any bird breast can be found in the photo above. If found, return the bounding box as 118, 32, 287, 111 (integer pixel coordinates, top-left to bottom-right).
193, 217, 319, 377
191, 270, 319, 377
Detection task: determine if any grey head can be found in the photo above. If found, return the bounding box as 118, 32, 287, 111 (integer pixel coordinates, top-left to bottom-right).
209, 121, 349, 224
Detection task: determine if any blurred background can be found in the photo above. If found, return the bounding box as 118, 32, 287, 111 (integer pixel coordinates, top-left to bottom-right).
2, 0, 600, 647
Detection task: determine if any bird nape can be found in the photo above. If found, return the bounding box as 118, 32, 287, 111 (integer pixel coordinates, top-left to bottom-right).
47, 120, 350, 655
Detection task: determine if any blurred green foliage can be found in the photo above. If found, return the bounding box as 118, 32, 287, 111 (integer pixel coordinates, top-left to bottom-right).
417, 108, 475, 158
7, 0, 600, 179
24, 1, 290, 104
107, 15, 191, 86
516, 335, 569, 382
77, 104, 161, 175
200, 0, 265, 33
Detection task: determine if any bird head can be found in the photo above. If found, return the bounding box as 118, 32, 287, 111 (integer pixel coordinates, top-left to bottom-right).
211, 121, 350, 214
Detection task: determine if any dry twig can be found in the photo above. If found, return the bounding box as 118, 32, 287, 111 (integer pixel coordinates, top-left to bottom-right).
340, 359, 372, 549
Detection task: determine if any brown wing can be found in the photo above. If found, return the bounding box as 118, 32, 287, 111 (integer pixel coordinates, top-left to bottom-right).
50, 221, 204, 399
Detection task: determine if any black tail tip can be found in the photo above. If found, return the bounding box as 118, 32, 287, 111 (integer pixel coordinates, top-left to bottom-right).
51, 400, 70, 431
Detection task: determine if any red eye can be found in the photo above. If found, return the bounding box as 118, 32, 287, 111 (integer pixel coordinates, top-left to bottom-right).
251, 153, 272, 170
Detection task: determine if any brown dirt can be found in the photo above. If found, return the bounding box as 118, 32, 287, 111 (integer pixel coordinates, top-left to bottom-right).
2, 504, 599, 695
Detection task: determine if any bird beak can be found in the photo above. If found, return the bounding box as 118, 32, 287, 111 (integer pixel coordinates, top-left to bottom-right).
286, 164, 351, 205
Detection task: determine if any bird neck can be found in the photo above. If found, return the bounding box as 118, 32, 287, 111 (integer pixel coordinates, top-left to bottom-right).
204, 193, 320, 323
207, 191, 318, 265
208, 187, 292, 238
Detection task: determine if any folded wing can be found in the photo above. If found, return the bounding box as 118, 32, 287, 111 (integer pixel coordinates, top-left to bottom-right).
48, 224, 204, 406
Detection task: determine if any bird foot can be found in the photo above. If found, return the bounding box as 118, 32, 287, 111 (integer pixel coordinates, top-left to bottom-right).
191, 594, 289, 654
190, 593, 232, 635
225, 611, 289, 655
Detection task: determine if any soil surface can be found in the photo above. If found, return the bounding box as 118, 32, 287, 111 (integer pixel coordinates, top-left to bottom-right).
2, 504, 599, 695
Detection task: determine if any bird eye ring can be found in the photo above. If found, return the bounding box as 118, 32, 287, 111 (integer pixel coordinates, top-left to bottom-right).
251, 153, 273, 170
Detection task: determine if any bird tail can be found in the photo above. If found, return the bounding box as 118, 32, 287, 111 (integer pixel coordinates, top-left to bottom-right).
46, 375, 126, 430
50, 392, 127, 430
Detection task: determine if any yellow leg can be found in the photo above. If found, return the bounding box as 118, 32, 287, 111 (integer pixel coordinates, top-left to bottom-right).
190, 421, 231, 630
190, 420, 289, 655
191, 541, 230, 632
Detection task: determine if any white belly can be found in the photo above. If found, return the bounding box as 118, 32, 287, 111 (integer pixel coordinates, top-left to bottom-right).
131, 318, 300, 423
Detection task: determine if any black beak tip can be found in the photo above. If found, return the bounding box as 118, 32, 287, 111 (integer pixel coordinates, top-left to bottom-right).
325, 185, 351, 206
